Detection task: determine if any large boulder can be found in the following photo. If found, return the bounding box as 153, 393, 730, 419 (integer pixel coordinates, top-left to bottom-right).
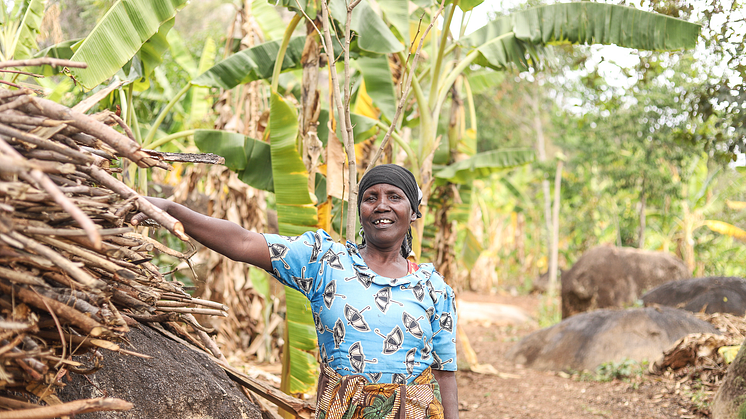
642, 276, 746, 316
504, 307, 718, 372
561, 245, 691, 318
58, 324, 262, 419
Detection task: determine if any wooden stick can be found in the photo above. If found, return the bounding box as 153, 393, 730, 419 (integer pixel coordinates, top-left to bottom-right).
157, 298, 228, 311
0, 122, 96, 164
0, 397, 133, 419
2, 231, 105, 290
21, 226, 132, 237
183, 314, 227, 362
142, 150, 226, 165
0, 155, 75, 175
0, 282, 109, 337
155, 307, 227, 317
0, 58, 88, 69
20, 171, 102, 250
83, 166, 188, 241
0, 265, 47, 287
32, 234, 134, 279
0, 395, 38, 410
22, 97, 169, 169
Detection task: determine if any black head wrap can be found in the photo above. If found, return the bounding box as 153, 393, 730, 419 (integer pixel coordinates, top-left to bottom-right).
357, 164, 422, 218
357, 164, 422, 258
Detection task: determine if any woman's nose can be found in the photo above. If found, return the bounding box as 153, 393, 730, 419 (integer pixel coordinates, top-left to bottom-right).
374, 198, 391, 210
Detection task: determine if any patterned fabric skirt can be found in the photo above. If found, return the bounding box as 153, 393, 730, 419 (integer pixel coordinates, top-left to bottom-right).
315, 364, 444, 419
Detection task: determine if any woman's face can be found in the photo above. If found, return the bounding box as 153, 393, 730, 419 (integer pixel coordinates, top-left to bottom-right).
359, 183, 416, 250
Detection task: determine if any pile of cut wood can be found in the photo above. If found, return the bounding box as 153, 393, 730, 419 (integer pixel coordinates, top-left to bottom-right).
0, 69, 235, 416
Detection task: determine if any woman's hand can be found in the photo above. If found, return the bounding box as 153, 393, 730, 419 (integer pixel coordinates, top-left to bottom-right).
130, 197, 272, 271
130, 197, 171, 226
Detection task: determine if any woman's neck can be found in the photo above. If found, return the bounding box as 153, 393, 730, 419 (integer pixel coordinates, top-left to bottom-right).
359, 245, 408, 278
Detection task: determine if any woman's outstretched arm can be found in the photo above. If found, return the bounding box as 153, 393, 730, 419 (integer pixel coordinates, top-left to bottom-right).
131, 197, 272, 271
433, 369, 459, 418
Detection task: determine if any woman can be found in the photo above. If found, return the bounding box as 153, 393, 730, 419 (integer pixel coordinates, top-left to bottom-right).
132, 164, 459, 418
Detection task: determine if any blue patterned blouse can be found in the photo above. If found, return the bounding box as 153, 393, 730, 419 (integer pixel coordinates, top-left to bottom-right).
263, 229, 458, 385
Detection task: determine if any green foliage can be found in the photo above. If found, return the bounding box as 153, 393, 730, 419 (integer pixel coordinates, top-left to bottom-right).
580, 359, 648, 383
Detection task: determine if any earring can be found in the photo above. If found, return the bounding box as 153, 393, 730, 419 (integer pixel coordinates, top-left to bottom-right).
358, 227, 366, 245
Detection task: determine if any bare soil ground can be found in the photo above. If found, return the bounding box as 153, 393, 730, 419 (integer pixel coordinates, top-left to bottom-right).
455, 292, 713, 419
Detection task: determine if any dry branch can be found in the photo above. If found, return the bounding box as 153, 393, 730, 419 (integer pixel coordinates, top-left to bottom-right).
0, 397, 133, 419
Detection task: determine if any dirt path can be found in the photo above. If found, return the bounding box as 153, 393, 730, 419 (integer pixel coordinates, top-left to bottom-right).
455, 292, 710, 419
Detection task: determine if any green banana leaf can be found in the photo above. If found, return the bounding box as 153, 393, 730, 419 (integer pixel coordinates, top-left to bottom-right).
69, 0, 188, 89
356, 56, 397, 122
376, 0, 409, 43
317, 109, 379, 146
328, 0, 403, 54
462, 3, 701, 72
192, 36, 306, 89
252, 0, 286, 41
434, 148, 535, 184
166, 29, 199, 77
193, 129, 274, 192
514, 3, 700, 50
31, 39, 79, 76
131, 17, 175, 91
10, 0, 46, 60
269, 92, 319, 394
459, 0, 485, 12
460, 15, 534, 71
466, 69, 506, 94
283, 287, 320, 393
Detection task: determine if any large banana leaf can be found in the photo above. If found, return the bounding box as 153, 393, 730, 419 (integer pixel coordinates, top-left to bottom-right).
434, 148, 535, 184
10, 0, 46, 60
69, 0, 188, 89
329, 0, 403, 54
459, 0, 485, 12
193, 129, 274, 192
461, 3, 701, 71
356, 56, 397, 121
131, 17, 175, 91
252, 0, 285, 41
166, 29, 198, 77
283, 286, 319, 394
317, 109, 379, 146
269, 92, 319, 394
376, 0, 409, 43
192, 36, 306, 90
466, 69, 506, 94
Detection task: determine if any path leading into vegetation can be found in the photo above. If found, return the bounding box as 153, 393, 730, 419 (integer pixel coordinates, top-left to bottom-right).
456, 292, 710, 419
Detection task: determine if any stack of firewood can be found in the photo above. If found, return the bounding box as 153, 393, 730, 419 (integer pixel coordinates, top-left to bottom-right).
0, 71, 232, 415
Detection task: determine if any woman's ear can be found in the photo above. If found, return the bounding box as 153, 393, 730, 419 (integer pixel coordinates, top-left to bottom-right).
410, 211, 418, 222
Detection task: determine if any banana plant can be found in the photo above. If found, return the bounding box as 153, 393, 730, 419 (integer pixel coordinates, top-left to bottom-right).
0, 0, 46, 63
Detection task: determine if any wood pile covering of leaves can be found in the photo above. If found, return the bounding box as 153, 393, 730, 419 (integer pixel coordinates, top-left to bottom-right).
650, 312, 746, 411
0, 85, 233, 417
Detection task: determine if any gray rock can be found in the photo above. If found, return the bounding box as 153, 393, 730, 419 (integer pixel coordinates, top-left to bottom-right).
642, 276, 746, 316
561, 245, 691, 318
505, 306, 718, 372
